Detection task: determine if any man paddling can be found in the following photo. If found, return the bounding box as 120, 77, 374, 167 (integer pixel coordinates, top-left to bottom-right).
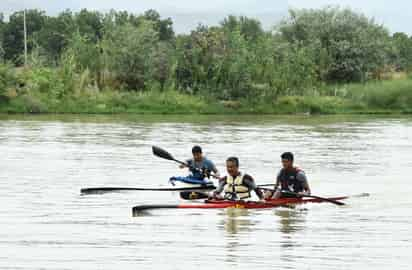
211, 157, 264, 201
264, 152, 311, 199
179, 145, 219, 180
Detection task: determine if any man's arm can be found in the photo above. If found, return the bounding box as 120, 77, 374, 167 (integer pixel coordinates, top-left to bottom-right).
297, 171, 311, 195
213, 176, 227, 195
274, 171, 281, 190
207, 159, 220, 177
180, 159, 191, 169
243, 175, 264, 200
264, 171, 281, 199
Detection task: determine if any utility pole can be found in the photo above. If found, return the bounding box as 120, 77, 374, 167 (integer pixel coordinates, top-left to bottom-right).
23, 9, 28, 66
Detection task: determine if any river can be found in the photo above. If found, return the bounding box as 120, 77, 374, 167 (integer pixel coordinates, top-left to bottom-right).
0, 114, 411, 269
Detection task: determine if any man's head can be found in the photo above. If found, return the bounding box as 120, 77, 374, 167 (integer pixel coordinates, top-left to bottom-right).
281, 152, 294, 169
226, 156, 239, 177
192, 145, 203, 161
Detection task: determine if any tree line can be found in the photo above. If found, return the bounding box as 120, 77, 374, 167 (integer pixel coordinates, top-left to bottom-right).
1, 7, 412, 102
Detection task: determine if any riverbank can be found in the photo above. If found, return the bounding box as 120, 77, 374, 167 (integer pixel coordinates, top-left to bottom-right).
1, 7, 411, 116
1, 77, 411, 115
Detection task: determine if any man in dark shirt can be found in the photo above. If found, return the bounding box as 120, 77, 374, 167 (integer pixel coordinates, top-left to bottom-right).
265, 152, 311, 199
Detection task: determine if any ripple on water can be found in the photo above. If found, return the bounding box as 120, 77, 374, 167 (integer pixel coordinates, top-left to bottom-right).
1, 115, 412, 270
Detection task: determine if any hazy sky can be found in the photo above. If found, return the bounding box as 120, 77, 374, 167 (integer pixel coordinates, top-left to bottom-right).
1, 0, 411, 35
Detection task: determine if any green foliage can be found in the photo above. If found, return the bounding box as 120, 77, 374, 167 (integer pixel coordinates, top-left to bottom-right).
121, 90, 207, 113
274, 95, 347, 114
143, 10, 174, 41
63, 31, 101, 82
0, 63, 19, 101
174, 16, 318, 101
343, 78, 412, 110
175, 26, 225, 94
151, 41, 174, 91
2, 10, 47, 64
0, 14, 4, 61
279, 7, 392, 82
8, 93, 48, 113
221, 15, 264, 42
34, 11, 76, 64
1, 7, 412, 114
218, 29, 253, 99
23, 67, 65, 99
102, 21, 159, 90
392, 33, 412, 71
175, 24, 259, 99
255, 38, 318, 99
75, 9, 103, 43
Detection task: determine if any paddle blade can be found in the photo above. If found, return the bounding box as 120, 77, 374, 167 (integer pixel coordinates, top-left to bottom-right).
133, 204, 180, 216
80, 185, 216, 195
152, 146, 174, 160
180, 191, 210, 200
80, 187, 137, 195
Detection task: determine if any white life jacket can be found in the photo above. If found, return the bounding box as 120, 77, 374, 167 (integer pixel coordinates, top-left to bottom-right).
223, 173, 250, 199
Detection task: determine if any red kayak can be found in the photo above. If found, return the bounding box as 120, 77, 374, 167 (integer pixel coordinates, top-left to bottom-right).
131, 194, 369, 215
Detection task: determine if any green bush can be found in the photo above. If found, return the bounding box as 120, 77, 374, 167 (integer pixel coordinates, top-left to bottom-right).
344, 79, 412, 110
24, 67, 65, 98
274, 95, 347, 114
8, 93, 48, 113
0, 63, 19, 102
279, 7, 391, 83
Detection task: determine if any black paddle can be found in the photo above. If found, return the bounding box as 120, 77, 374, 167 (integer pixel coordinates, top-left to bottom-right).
282, 191, 345, 205
152, 146, 188, 166
81, 185, 215, 195
133, 204, 181, 216
152, 146, 220, 179
258, 188, 345, 206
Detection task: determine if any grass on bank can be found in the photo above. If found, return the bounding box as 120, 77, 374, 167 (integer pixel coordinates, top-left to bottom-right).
322, 77, 412, 113
1, 66, 411, 114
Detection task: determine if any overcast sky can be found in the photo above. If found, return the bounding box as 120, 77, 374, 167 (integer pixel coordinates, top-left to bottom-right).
1, 0, 411, 35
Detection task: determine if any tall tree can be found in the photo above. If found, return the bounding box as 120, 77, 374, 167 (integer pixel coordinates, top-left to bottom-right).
221, 15, 264, 42
2, 9, 46, 65
35, 10, 76, 64
102, 20, 159, 90
279, 7, 391, 82
392, 32, 412, 71
0, 13, 5, 61
143, 9, 174, 41
151, 41, 173, 91
75, 9, 103, 42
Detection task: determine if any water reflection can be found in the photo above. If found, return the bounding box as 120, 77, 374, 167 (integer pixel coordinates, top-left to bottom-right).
218, 208, 257, 265
275, 208, 307, 235
219, 208, 256, 235
273, 208, 308, 267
